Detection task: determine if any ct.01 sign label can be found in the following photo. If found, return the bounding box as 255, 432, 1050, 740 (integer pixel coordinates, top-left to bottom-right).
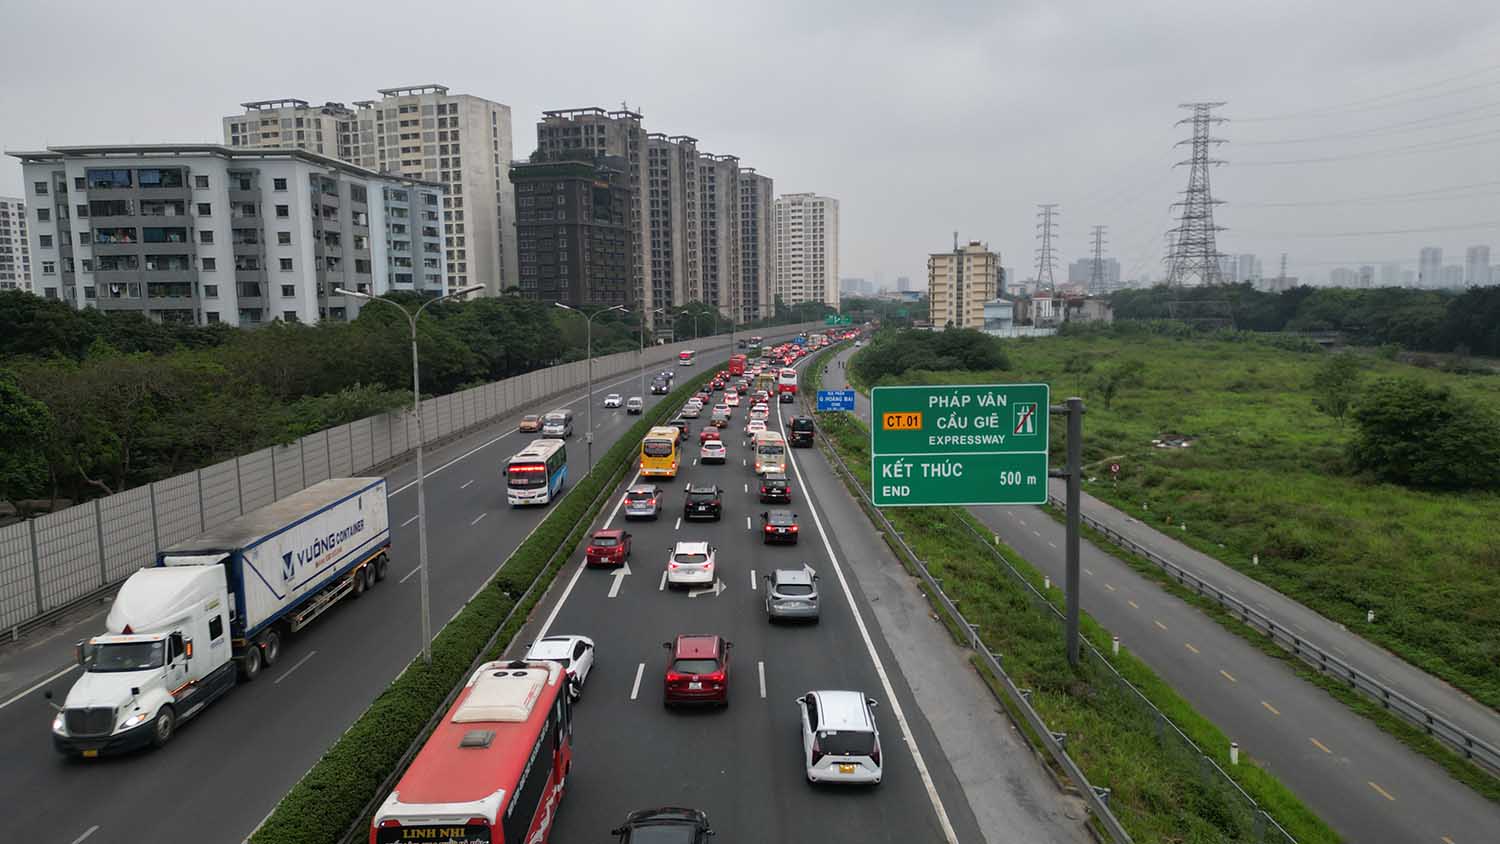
870, 383, 1050, 507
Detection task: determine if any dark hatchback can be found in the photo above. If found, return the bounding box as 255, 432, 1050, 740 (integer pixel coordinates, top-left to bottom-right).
760, 509, 799, 544
758, 473, 791, 504
684, 485, 723, 521
612, 807, 715, 843
788, 416, 816, 447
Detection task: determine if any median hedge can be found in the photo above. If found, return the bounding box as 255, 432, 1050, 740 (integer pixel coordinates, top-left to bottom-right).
802, 346, 1339, 844
251, 366, 717, 844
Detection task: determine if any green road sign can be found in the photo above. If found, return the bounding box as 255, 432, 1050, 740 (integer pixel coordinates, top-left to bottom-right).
870, 383, 1050, 506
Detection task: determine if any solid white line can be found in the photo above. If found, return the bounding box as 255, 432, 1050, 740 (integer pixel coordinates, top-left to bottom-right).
777, 385, 960, 844
630, 663, 645, 700
460, 479, 474, 489
751, 569, 758, 590
399, 567, 420, 584
69, 826, 99, 844
401, 514, 420, 528
758, 660, 767, 698
470, 512, 487, 526
535, 470, 641, 641
273, 650, 318, 685
0, 663, 80, 710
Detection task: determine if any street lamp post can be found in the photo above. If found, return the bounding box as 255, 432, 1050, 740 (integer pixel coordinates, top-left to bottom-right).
555, 302, 628, 474
335, 284, 483, 665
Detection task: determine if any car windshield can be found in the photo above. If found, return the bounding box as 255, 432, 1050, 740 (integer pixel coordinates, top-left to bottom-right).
628, 490, 655, 501
675, 552, 709, 564
522, 415, 539, 423
591, 535, 619, 547
703, 442, 724, 451
768, 514, 795, 525
688, 490, 717, 502
624, 824, 700, 844
818, 729, 876, 757
792, 419, 814, 431
777, 583, 814, 596
85, 640, 165, 672
644, 441, 673, 457
672, 658, 720, 675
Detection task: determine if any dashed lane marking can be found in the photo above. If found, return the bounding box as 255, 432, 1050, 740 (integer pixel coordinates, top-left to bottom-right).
1105, 584, 1117, 592
1261, 700, 1281, 716
1127, 600, 1140, 609
1184, 642, 1199, 654
1220, 669, 1238, 683
401, 514, 420, 528
630, 663, 645, 700
460, 479, 474, 489
759, 661, 767, 698
470, 512, 487, 526
1153, 619, 1167, 630
1367, 781, 1396, 802
1310, 737, 1332, 754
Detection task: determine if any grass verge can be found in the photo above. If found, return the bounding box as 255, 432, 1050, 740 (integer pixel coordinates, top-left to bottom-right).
250, 368, 717, 844
803, 348, 1340, 844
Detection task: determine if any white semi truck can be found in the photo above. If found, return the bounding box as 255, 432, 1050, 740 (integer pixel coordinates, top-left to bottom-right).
47, 477, 391, 756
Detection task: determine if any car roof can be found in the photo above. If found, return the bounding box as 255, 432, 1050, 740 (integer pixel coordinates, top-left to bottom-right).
772, 567, 814, 586
673, 634, 721, 658
627, 484, 658, 494
812, 690, 874, 730
592, 528, 625, 539
527, 636, 587, 660
623, 807, 709, 828
673, 540, 710, 554
766, 510, 796, 523
686, 484, 719, 494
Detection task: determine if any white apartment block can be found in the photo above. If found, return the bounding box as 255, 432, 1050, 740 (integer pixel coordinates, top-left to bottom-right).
772, 192, 839, 311
0, 196, 31, 291
225, 84, 516, 296
928, 240, 999, 330
738, 168, 775, 322
9, 144, 446, 326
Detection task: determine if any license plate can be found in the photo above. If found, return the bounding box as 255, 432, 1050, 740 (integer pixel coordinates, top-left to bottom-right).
838, 763, 856, 774
83, 749, 98, 758
688, 682, 703, 690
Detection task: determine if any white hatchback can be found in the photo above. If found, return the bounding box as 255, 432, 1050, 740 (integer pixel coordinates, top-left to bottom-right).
666, 541, 716, 588
797, 690, 883, 785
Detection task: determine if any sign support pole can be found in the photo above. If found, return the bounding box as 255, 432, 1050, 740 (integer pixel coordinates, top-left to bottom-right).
1049, 398, 1085, 667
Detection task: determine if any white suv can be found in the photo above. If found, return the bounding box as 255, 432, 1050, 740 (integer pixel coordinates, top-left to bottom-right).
796, 690, 882, 785
666, 541, 716, 589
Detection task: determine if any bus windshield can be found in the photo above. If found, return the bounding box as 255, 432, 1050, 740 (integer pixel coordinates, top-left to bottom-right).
757, 444, 785, 457
508, 462, 548, 488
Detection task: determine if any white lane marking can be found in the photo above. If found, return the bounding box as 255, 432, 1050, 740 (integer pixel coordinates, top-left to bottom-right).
758, 660, 767, 698
470, 512, 487, 526
273, 650, 318, 685
674, 517, 682, 530
608, 563, 631, 599
630, 663, 645, 700
1018, 519, 1026, 526
746, 516, 752, 530
742, 458, 747, 467
0, 663, 80, 710
777, 386, 960, 844
1033, 530, 1041, 537
69, 827, 99, 844
401, 514, 420, 528
751, 569, 758, 590
460, 479, 474, 489
1047, 541, 1056, 548
744, 483, 749, 493
535, 471, 639, 640
659, 570, 668, 591
693, 459, 698, 466
400, 566, 421, 584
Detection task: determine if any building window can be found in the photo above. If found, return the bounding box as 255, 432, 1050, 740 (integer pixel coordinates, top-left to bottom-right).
194, 175, 209, 189
36, 208, 49, 222
202, 257, 216, 271
33, 181, 48, 196
280, 284, 295, 297
280, 258, 294, 271
203, 284, 219, 298
197, 203, 212, 216
75, 204, 89, 218
206, 311, 220, 323
283, 310, 298, 323
73, 177, 85, 190
276, 204, 289, 218
273, 178, 287, 191
199, 230, 214, 244
38, 235, 52, 248
42, 261, 55, 275
277, 231, 291, 245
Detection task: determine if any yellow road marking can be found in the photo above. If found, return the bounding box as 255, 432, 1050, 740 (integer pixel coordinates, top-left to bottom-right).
1368, 781, 1396, 802
1154, 620, 1168, 631
1105, 583, 1117, 592
1442, 836, 1456, 844
1184, 642, 1200, 654
1261, 701, 1281, 716
1309, 737, 1332, 754
1220, 669, 1237, 683
1127, 600, 1139, 609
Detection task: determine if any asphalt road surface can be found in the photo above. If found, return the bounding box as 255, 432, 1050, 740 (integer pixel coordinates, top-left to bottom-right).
820, 344, 1500, 844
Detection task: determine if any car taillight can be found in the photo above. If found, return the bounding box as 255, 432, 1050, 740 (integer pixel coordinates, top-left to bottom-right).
811, 738, 825, 765
707, 670, 725, 683
789, 524, 799, 532
669, 562, 680, 569
649, 498, 657, 506
871, 740, 881, 766
764, 524, 774, 532
666, 671, 686, 683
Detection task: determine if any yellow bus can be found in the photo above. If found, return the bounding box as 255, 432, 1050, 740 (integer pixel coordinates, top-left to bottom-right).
641, 426, 682, 478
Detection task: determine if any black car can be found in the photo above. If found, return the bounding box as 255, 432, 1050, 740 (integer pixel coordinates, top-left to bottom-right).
788, 416, 816, 447
778, 390, 795, 403
760, 509, 799, 544
684, 485, 723, 521
612, 807, 715, 843
758, 473, 791, 504
668, 418, 692, 441
652, 379, 671, 395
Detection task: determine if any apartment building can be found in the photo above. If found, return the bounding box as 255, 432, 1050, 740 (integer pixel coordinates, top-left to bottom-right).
0, 196, 30, 291
697, 153, 741, 319
772, 192, 839, 311
928, 240, 999, 330
223, 99, 357, 159
645, 133, 700, 319
510, 156, 634, 307
226, 84, 515, 296
738, 168, 774, 322
9, 144, 445, 326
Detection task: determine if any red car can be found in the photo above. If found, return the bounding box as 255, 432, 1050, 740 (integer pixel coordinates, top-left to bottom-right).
699, 427, 722, 444
662, 634, 732, 707
585, 528, 631, 567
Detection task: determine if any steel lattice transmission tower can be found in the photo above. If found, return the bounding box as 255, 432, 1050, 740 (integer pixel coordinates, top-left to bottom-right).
1164, 102, 1228, 287
1088, 225, 1108, 295
1034, 204, 1060, 291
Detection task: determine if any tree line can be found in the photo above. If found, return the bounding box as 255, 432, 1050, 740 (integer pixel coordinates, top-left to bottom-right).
0, 291, 828, 516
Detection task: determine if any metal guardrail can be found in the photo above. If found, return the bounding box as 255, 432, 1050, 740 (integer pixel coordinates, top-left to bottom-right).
799, 346, 1135, 842
1058, 495, 1500, 777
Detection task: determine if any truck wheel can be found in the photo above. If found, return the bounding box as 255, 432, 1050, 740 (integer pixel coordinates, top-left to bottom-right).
363, 563, 377, 591
375, 554, 389, 582
261, 629, 282, 667
241, 645, 263, 681
150, 706, 175, 748
353, 566, 368, 598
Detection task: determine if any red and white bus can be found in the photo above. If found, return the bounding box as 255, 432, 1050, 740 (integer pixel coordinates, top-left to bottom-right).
777, 367, 799, 395
678, 349, 696, 366
372, 660, 573, 844
728, 354, 747, 376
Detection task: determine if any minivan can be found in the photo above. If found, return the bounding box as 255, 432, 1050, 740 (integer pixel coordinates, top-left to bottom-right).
541, 409, 574, 438
788, 416, 816, 447
797, 690, 882, 785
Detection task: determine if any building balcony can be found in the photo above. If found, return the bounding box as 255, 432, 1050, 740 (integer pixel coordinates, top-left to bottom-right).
232, 241, 264, 256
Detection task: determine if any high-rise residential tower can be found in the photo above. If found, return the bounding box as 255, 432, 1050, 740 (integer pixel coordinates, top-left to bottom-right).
928, 239, 999, 330
772, 193, 839, 312
510, 155, 634, 308
0, 197, 31, 291
1466, 246, 1491, 286
1419, 247, 1443, 288
738, 168, 775, 323
223, 99, 357, 159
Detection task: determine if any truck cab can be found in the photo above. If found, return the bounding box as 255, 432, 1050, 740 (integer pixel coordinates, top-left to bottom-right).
50, 566, 236, 756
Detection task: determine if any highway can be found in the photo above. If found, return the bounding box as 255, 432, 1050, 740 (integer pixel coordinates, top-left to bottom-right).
0, 337, 1087, 844
820, 344, 1500, 844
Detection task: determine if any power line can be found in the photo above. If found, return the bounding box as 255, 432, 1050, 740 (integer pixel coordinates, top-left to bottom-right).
1235, 189, 1500, 209
1236, 127, 1500, 165
1235, 220, 1500, 239
1236, 62, 1500, 121
1236, 101, 1500, 145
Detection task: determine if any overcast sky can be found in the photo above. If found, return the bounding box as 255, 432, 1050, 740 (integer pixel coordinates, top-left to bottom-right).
3, 0, 1498, 286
